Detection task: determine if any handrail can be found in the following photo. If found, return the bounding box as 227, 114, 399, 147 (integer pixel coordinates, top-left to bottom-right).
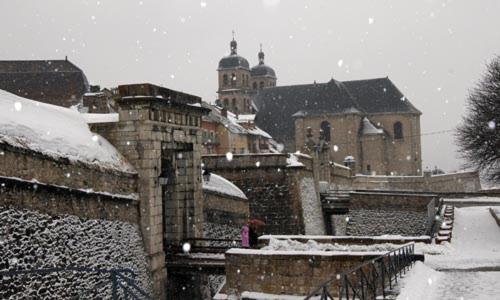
304, 243, 416, 300
0, 267, 152, 300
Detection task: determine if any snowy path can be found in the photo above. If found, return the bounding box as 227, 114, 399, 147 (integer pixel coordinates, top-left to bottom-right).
397, 206, 500, 300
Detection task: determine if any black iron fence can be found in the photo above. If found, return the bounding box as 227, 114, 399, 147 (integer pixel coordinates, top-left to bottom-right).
304, 243, 416, 300
0, 267, 152, 299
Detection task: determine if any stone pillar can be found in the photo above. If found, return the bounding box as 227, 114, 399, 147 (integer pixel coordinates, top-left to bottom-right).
91, 83, 209, 298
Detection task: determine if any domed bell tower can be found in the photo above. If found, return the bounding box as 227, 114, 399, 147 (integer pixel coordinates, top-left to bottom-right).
217, 34, 252, 114
250, 44, 277, 92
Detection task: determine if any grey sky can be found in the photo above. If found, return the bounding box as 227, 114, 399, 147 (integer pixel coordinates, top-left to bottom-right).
1, 0, 500, 172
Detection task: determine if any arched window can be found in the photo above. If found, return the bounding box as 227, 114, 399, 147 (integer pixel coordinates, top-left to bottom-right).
320, 121, 331, 142
223, 98, 229, 107
394, 121, 403, 139
253, 82, 257, 90
232, 98, 236, 109
231, 73, 237, 86
259, 81, 264, 89
223, 74, 228, 86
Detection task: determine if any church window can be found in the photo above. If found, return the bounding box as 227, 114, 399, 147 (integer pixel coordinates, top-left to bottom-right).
259, 81, 264, 89
320, 121, 331, 142
253, 82, 257, 90
223, 74, 228, 86
394, 121, 403, 139
367, 164, 371, 173
232, 98, 236, 109
223, 98, 229, 107
231, 73, 237, 86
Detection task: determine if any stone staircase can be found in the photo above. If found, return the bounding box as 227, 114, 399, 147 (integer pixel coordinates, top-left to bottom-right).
320, 190, 351, 214
436, 204, 454, 244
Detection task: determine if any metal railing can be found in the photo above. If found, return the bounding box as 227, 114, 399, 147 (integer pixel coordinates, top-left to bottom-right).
304, 243, 416, 300
0, 267, 152, 300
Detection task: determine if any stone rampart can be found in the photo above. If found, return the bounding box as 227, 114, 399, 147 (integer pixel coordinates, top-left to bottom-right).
0, 143, 137, 197
202, 154, 323, 235
0, 175, 139, 224
331, 169, 481, 193
346, 192, 437, 236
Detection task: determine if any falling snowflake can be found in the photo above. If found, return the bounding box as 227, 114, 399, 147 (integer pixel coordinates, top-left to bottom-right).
14, 102, 22, 111
337, 59, 343, 67
170, 74, 175, 79
91, 135, 99, 142
488, 121, 496, 130
226, 152, 233, 161
182, 242, 191, 253
200, 1, 207, 7
368, 17, 374, 25
333, 145, 339, 152
255, 161, 261, 167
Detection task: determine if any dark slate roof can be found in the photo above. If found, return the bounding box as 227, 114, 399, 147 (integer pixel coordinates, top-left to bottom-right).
218, 55, 250, 70
253, 77, 420, 144
253, 79, 359, 143
0, 59, 89, 107
343, 78, 421, 114
250, 64, 276, 78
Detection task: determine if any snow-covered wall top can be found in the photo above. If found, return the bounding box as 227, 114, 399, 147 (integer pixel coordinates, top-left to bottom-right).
0, 89, 134, 173
203, 173, 247, 199
0, 206, 151, 299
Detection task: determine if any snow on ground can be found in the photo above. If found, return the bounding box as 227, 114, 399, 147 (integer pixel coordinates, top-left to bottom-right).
397, 205, 500, 299
203, 173, 247, 199
286, 153, 304, 167
444, 196, 500, 203
426, 206, 500, 270
0, 89, 134, 173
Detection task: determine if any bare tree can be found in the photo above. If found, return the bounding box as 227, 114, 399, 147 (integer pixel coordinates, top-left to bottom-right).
456, 56, 500, 181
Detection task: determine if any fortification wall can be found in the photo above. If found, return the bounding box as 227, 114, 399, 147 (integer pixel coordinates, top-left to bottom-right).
202, 154, 323, 235
203, 190, 249, 241
330, 169, 481, 193
346, 192, 437, 236
0, 143, 137, 197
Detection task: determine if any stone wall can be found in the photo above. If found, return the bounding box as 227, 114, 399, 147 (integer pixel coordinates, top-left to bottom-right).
0, 206, 151, 299
330, 169, 482, 193
203, 190, 249, 241
224, 249, 380, 297
203, 154, 323, 235
0, 143, 137, 197
346, 192, 437, 236
0, 176, 139, 224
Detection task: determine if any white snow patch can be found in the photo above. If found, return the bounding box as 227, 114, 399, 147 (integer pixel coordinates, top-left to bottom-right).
286, 153, 304, 167
396, 261, 442, 300
82, 113, 119, 123
0, 89, 134, 173
299, 177, 325, 235
203, 173, 247, 199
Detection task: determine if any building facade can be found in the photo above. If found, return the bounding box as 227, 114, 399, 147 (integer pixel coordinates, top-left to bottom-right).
254, 78, 422, 176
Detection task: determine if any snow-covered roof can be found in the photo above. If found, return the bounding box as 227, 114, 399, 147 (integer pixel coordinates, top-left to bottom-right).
203, 173, 247, 199
361, 117, 384, 135
286, 153, 305, 167
0, 89, 135, 173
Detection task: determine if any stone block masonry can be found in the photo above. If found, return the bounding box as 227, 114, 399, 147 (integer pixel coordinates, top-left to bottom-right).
90, 83, 210, 298
202, 154, 324, 235
224, 249, 381, 297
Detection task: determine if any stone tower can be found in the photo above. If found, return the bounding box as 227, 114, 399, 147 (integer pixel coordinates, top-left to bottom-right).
217, 36, 253, 114
250, 44, 277, 91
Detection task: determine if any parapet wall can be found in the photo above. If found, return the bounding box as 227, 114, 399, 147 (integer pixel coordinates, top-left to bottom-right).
0, 143, 137, 197
224, 249, 381, 297
331, 168, 481, 193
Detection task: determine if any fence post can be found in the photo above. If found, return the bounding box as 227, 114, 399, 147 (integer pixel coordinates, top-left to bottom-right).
111, 271, 118, 300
